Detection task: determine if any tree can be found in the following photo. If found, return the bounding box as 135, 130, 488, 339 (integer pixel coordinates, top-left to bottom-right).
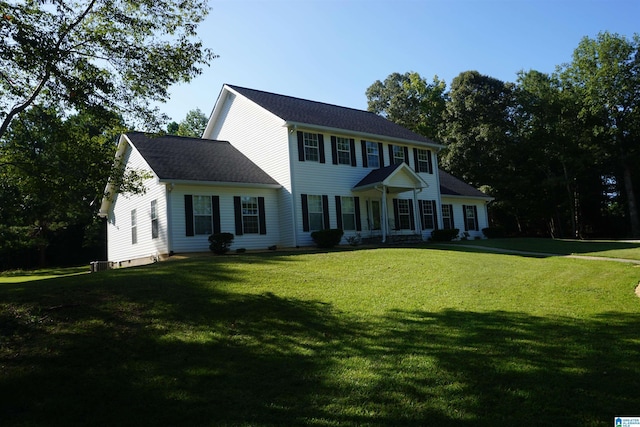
439, 71, 515, 189
560, 32, 640, 236
0, 105, 148, 268
366, 72, 447, 140
168, 108, 208, 137
0, 0, 216, 139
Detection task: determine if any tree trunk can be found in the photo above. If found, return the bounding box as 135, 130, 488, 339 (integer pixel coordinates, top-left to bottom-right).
623, 162, 640, 237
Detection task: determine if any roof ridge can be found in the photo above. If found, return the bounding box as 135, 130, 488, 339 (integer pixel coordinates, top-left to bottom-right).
226, 84, 376, 115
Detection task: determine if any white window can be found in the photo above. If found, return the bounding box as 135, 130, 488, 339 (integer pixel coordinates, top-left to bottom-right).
396, 199, 411, 230
304, 132, 319, 162
392, 145, 405, 164
416, 149, 431, 173
307, 195, 324, 231
465, 205, 478, 231
336, 137, 351, 165
340, 197, 356, 231
242, 196, 260, 234
366, 141, 380, 168
193, 195, 212, 235
131, 209, 137, 244
442, 204, 454, 229
420, 200, 435, 229
151, 200, 159, 239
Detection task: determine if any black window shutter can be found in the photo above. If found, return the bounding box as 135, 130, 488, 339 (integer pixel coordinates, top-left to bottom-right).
378, 142, 384, 166
473, 205, 479, 231
184, 195, 194, 236
408, 199, 415, 230
388, 144, 394, 164
449, 204, 455, 229
322, 195, 330, 229
354, 197, 362, 231
331, 136, 338, 165
432, 200, 439, 230
297, 131, 305, 162
212, 196, 221, 234
335, 196, 343, 229
419, 200, 425, 229
350, 139, 357, 166
258, 197, 267, 235
234, 196, 243, 235
403, 147, 409, 165
413, 148, 419, 172
361, 140, 368, 167
301, 194, 310, 232
318, 134, 326, 163
463, 205, 468, 231
427, 150, 433, 174
393, 199, 399, 230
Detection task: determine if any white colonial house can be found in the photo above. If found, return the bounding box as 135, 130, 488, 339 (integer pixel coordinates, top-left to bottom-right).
99, 84, 492, 266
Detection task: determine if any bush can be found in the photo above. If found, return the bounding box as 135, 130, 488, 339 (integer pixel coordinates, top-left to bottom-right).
310, 228, 344, 248
208, 232, 234, 255
482, 226, 506, 239
431, 228, 459, 242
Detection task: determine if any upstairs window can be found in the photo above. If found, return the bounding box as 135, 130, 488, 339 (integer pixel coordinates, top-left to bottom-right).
391, 145, 406, 165
297, 131, 325, 163
414, 148, 433, 174
337, 137, 352, 165
365, 141, 380, 168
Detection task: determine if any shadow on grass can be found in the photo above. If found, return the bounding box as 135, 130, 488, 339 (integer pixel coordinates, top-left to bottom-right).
1, 262, 639, 426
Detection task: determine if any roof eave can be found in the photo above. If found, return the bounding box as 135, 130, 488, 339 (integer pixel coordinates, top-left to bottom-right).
283, 121, 445, 150
440, 193, 494, 201
159, 178, 282, 189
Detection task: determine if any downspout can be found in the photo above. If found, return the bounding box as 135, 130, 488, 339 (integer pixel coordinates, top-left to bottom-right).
165, 183, 174, 256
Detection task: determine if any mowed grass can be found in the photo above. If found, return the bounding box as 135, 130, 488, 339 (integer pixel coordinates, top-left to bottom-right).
1, 245, 639, 426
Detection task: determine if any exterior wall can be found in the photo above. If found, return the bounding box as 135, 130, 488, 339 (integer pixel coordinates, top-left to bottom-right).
169, 184, 281, 253
205, 91, 295, 247
440, 196, 491, 239
290, 128, 442, 246
106, 145, 169, 264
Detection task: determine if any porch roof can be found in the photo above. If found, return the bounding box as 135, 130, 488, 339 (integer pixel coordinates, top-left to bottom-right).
352, 163, 428, 194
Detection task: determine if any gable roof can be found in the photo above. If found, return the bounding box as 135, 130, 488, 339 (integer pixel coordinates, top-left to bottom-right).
439, 169, 492, 199
125, 132, 280, 186
226, 85, 443, 148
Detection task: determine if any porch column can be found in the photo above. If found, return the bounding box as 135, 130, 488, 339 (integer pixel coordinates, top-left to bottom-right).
413, 188, 421, 236
381, 185, 388, 243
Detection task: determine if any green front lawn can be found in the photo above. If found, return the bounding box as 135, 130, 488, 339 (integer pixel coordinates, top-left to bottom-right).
447, 237, 640, 260
1, 246, 639, 426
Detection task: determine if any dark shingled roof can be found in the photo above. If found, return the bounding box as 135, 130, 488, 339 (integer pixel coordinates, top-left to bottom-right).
439, 169, 490, 198
353, 163, 403, 188
125, 132, 280, 186
228, 85, 439, 146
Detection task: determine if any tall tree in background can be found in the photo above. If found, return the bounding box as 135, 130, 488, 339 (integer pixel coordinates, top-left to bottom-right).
439, 71, 515, 189
0, 106, 148, 268
366, 72, 447, 140
560, 31, 640, 236
167, 108, 209, 137
0, 0, 216, 138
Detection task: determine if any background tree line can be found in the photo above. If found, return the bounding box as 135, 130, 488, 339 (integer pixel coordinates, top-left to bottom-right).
0, 0, 214, 270
367, 31, 640, 239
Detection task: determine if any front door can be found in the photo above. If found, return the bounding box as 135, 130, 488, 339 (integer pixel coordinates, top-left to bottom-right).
369, 200, 381, 232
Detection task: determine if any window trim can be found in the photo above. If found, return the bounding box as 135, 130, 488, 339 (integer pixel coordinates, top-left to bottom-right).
302, 194, 330, 232
414, 148, 433, 174
393, 198, 415, 230
419, 200, 437, 230
297, 131, 325, 163
335, 195, 362, 231
151, 200, 159, 239
131, 209, 137, 245
193, 195, 213, 235
463, 205, 479, 231
442, 204, 455, 230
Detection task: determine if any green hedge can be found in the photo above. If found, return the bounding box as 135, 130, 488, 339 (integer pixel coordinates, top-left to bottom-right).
431, 228, 460, 242
311, 229, 344, 248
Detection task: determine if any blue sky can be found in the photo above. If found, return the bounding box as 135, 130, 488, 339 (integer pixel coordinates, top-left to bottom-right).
160, 0, 639, 123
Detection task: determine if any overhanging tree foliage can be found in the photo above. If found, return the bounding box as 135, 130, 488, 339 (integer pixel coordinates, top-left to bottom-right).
167, 108, 209, 137
0, 0, 216, 138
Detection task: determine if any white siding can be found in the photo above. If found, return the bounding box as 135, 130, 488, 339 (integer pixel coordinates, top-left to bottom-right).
205, 91, 295, 247
169, 185, 281, 253
441, 197, 490, 239
106, 145, 169, 263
